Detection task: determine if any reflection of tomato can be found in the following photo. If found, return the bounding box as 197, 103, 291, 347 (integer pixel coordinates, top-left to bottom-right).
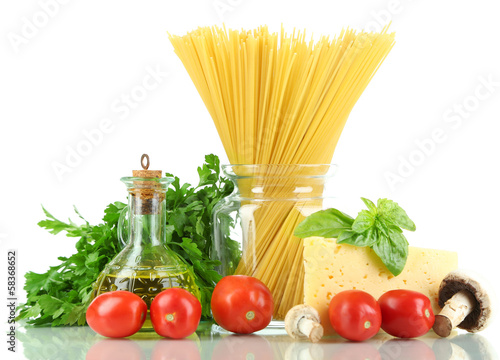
378, 290, 435, 338
328, 342, 381, 360
86, 291, 147, 338
211, 335, 274, 360
150, 288, 201, 339
85, 339, 143, 360
151, 338, 200, 360
211, 276, 273, 334
328, 290, 381, 341
378, 339, 435, 360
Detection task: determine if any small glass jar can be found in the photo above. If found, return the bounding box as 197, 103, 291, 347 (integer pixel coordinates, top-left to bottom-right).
92, 159, 200, 331
212, 164, 336, 321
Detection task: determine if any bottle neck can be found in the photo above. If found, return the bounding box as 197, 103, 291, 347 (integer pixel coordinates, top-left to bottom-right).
128, 192, 165, 247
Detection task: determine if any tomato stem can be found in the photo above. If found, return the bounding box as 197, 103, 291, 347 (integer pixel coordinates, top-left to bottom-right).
246, 311, 255, 321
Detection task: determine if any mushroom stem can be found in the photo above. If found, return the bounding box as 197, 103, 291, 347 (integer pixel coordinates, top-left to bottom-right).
297, 317, 323, 343
434, 290, 476, 337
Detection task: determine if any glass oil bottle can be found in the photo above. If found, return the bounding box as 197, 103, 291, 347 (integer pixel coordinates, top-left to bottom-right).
92, 154, 200, 331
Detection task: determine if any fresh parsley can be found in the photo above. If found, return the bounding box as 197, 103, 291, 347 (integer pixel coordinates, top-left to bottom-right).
294, 198, 416, 276
17, 154, 235, 326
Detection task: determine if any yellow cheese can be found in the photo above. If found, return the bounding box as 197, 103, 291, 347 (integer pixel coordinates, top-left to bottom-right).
303, 237, 458, 333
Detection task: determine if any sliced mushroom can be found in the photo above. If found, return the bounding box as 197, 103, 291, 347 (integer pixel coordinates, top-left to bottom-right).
433, 270, 493, 337
284, 304, 324, 343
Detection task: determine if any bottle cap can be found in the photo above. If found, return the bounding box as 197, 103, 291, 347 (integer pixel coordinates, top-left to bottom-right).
132, 154, 162, 178
129, 154, 165, 215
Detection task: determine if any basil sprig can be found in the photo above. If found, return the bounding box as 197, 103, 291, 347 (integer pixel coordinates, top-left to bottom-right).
295, 198, 416, 276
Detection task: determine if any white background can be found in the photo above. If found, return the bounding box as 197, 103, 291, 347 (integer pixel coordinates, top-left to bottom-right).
1, 0, 499, 356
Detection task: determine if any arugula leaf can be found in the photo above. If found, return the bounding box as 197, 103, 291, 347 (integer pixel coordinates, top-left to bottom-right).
17, 154, 235, 325
294, 197, 415, 276
294, 208, 354, 238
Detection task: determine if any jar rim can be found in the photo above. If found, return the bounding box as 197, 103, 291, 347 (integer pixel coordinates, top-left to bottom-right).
120, 176, 174, 188
222, 164, 338, 178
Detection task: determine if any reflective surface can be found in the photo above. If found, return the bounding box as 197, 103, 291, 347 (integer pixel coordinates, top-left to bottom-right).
14, 322, 499, 360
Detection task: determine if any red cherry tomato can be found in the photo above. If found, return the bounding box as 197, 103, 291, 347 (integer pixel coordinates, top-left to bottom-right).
150, 288, 202, 339
211, 275, 273, 334
378, 290, 435, 338
378, 339, 436, 360
328, 290, 382, 341
329, 342, 381, 360
85, 339, 143, 360
86, 291, 147, 338
211, 335, 274, 360
151, 338, 201, 360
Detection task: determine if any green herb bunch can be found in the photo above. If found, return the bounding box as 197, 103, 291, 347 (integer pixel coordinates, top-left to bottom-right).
294, 198, 416, 276
17, 154, 235, 326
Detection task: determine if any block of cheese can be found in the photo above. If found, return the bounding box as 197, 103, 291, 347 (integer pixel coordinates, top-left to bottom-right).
303, 237, 458, 333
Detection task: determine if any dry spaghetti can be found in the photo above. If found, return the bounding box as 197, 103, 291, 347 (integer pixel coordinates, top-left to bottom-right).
169, 25, 395, 319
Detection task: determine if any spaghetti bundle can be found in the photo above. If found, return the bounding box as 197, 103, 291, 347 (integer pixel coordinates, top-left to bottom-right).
169, 25, 395, 319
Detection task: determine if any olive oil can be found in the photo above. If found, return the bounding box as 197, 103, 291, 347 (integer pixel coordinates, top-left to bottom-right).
92, 265, 200, 330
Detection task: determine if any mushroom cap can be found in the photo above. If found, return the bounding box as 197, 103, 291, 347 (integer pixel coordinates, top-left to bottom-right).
438, 270, 493, 332
284, 304, 321, 339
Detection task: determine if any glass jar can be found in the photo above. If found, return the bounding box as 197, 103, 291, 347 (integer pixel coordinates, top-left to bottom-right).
212, 164, 336, 321
92, 170, 200, 330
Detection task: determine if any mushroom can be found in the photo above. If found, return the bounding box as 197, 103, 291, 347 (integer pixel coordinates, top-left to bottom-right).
433, 270, 493, 337
451, 334, 495, 360
284, 305, 324, 343
432, 338, 471, 360
284, 342, 324, 360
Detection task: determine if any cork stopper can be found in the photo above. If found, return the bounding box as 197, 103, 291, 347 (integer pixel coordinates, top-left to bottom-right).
130, 154, 165, 215
132, 154, 162, 178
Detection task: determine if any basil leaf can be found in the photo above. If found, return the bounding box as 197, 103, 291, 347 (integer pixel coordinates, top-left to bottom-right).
377, 198, 416, 231
361, 197, 377, 214
352, 210, 375, 233
338, 227, 378, 247
337, 230, 356, 243
372, 228, 409, 276
294, 208, 354, 238
375, 218, 390, 237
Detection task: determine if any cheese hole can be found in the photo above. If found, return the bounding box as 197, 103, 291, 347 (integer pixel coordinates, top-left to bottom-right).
363, 275, 368, 279
328, 275, 333, 279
